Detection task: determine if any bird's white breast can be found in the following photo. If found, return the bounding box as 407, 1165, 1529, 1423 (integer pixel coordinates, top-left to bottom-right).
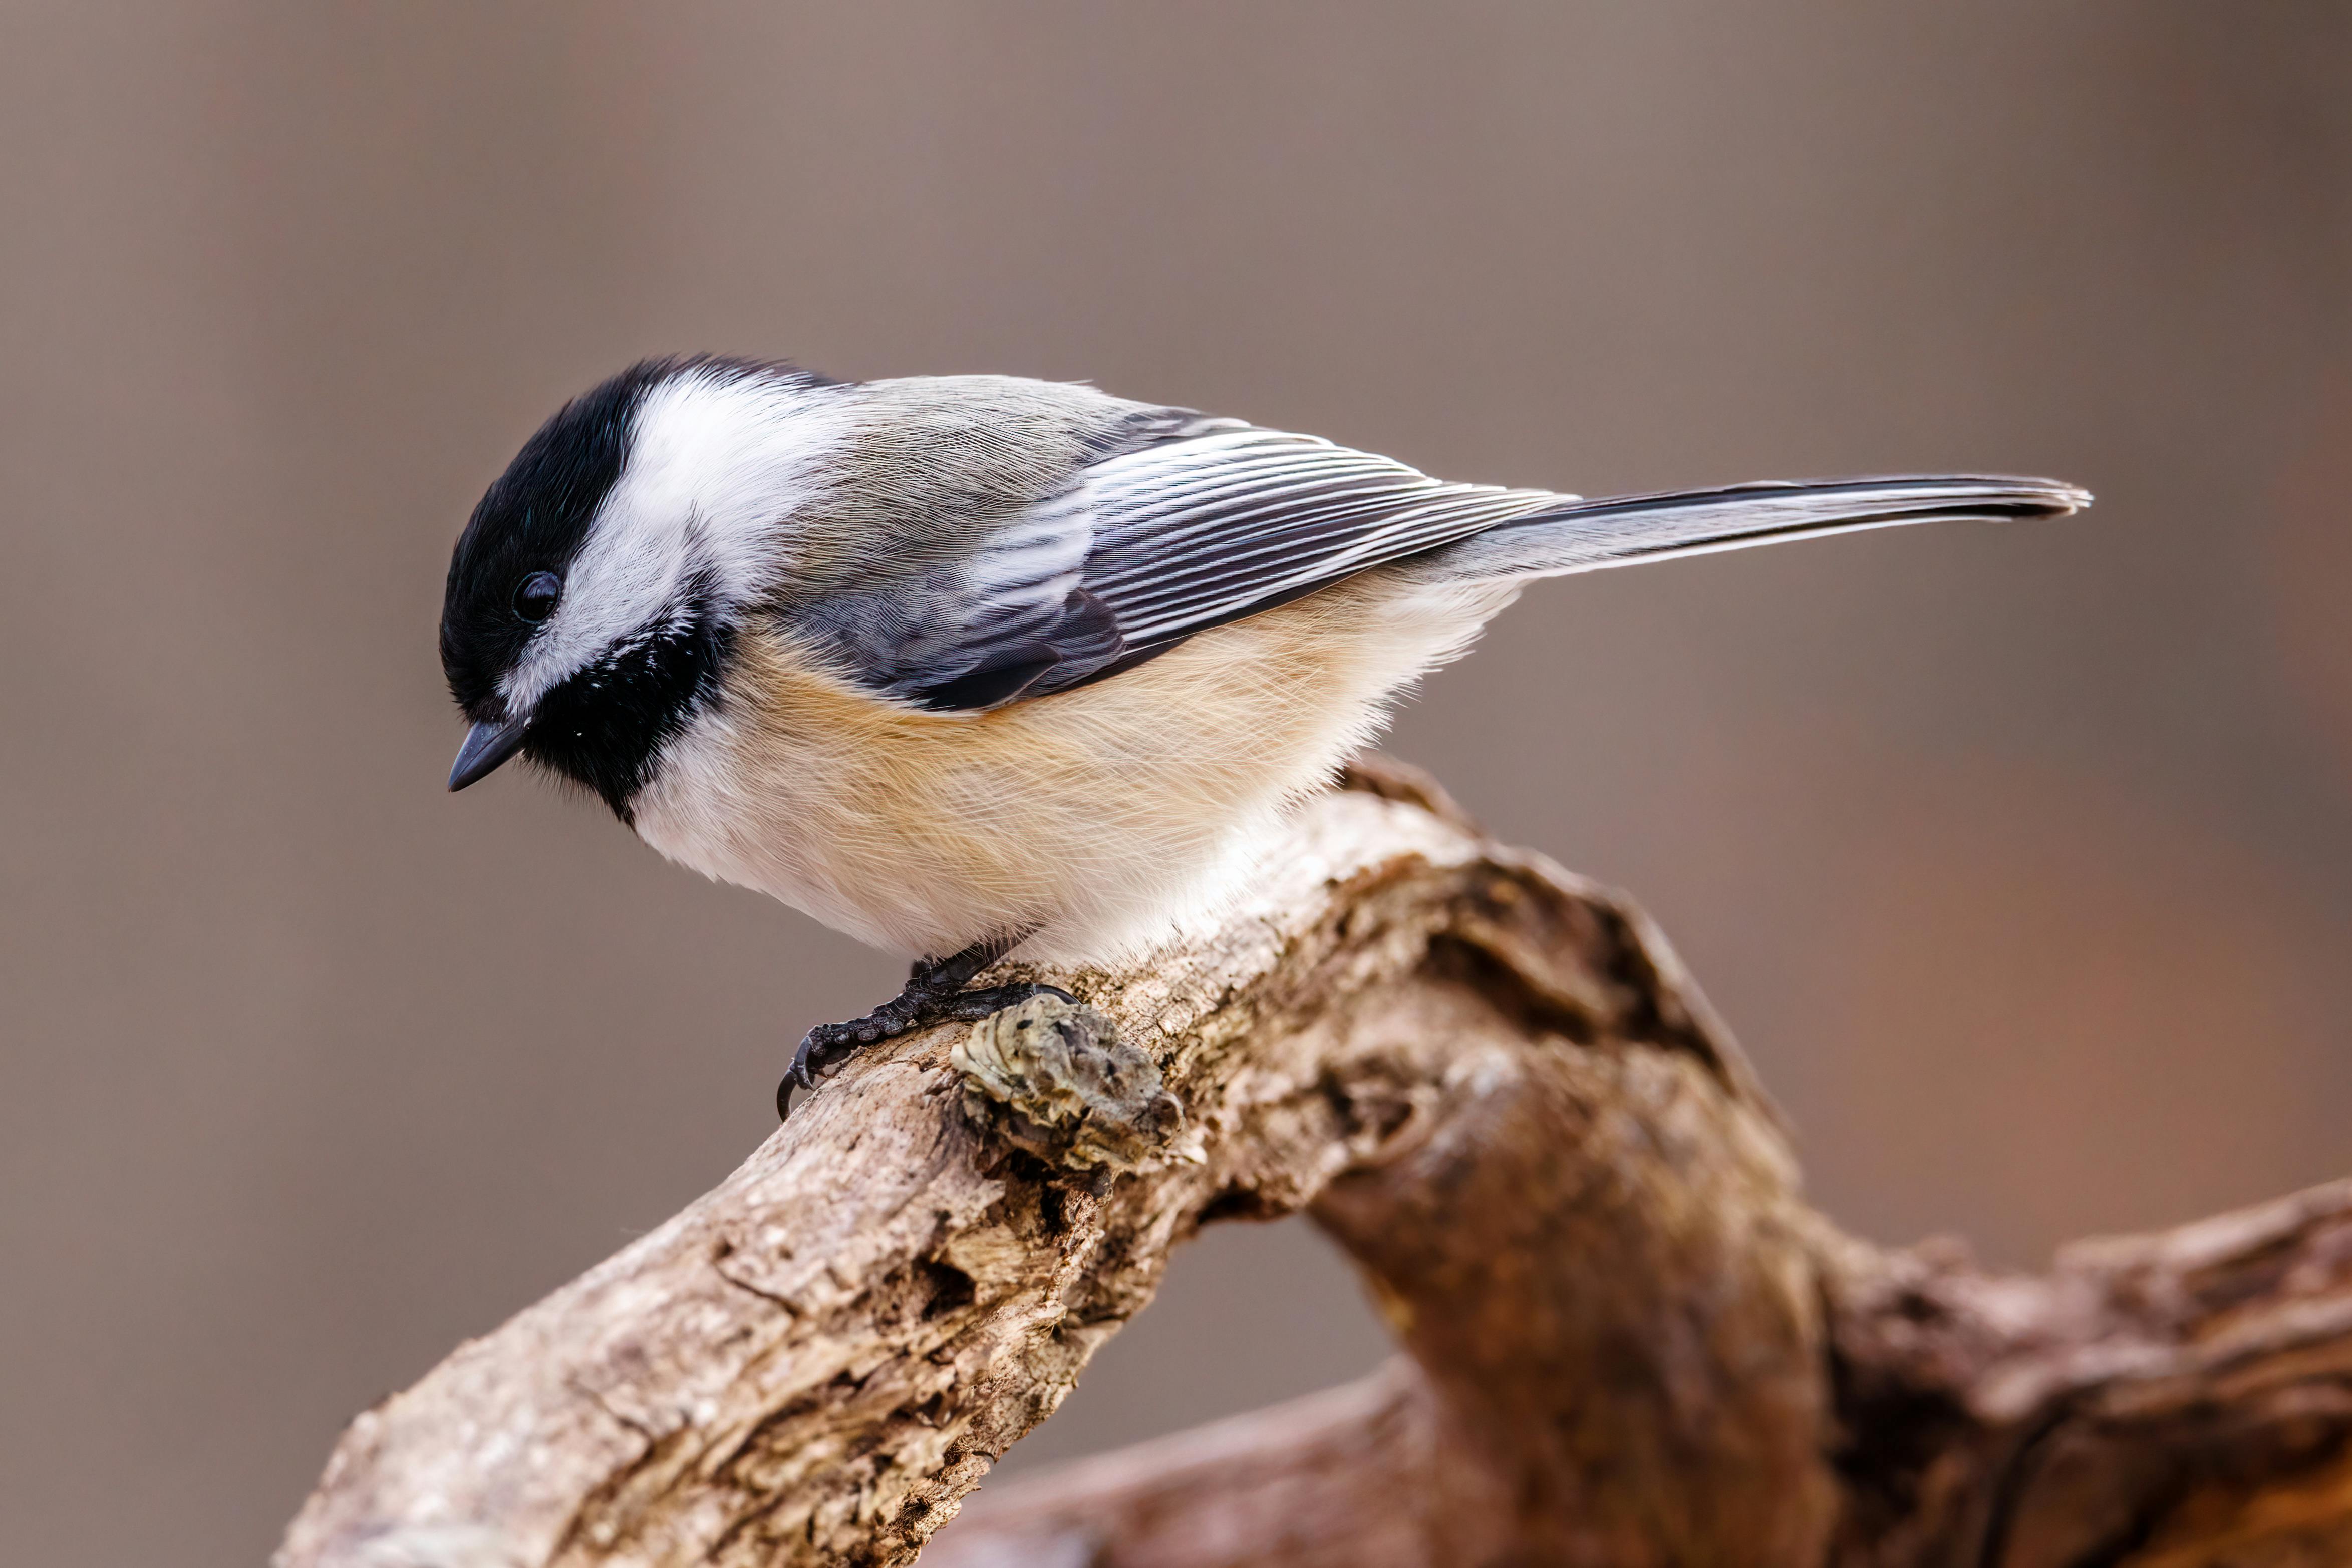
629, 571, 1514, 964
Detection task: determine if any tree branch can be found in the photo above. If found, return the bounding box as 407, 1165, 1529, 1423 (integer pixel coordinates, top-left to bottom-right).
277, 761, 2352, 1568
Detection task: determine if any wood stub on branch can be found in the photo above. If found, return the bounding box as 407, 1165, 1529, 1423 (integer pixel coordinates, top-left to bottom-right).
1821, 1178, 2352, 1567
278, 758, 2352, 1568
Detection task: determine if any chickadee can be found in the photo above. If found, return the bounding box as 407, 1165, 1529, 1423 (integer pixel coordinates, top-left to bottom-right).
440, 356, 2087, 1112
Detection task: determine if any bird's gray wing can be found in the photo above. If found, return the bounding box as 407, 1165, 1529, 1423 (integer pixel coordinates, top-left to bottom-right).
797, 422, 1565, 711
1068, 427, 1562, 663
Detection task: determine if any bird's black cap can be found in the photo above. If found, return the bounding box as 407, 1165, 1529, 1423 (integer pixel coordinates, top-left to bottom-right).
439, 361, 667, 725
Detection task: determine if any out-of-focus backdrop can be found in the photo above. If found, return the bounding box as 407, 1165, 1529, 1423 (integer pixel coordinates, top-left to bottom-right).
5, 5, 2349, 1563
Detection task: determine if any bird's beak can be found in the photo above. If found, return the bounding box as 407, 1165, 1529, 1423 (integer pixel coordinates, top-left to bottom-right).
448, 712, 534, 791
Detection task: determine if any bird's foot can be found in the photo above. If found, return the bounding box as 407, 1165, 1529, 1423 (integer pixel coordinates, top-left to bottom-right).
778, 936, 1071, 1118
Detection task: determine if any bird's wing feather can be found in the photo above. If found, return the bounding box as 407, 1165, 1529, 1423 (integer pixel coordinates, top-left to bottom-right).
798, 424, 1563, 711
1070, 428, 1562, 653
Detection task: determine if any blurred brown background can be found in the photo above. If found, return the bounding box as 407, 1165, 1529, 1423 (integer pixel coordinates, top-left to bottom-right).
4, 4, 2349, 1563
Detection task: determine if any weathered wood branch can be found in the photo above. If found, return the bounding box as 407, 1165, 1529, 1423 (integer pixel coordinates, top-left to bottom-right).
278, 761, 2352, 1568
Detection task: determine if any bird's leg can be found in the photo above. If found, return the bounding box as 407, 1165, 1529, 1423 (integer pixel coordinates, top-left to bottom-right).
779, 931, 1076, 1116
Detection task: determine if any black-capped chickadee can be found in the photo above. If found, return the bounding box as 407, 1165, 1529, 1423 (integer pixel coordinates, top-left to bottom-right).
439, 357, 2087, 1111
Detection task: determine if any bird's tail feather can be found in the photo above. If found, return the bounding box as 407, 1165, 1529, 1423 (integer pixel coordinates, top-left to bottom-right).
1419, 475, 2090, 583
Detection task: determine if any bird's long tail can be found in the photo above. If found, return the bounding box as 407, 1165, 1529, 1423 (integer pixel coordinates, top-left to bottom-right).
1419, 474, 2090, 583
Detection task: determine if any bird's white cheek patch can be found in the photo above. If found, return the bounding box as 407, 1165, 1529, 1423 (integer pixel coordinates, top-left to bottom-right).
500, 372, 852, 715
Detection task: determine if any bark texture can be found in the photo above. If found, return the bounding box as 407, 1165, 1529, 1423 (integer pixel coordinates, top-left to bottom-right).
278, 761, 2352, 1568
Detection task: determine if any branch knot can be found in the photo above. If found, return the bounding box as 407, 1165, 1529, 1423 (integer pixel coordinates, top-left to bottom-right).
952, 994, 1192, 1173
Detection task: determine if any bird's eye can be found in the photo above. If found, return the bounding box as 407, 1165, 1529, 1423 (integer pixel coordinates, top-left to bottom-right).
512, 571, 562, 624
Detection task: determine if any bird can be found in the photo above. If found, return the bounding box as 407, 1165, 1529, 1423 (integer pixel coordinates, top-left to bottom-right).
438, 355, 2088, 1114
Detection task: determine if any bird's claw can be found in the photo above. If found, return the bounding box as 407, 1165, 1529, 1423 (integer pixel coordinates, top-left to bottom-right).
776, 981, 1082, 1120
781, 1016, 873, 1101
